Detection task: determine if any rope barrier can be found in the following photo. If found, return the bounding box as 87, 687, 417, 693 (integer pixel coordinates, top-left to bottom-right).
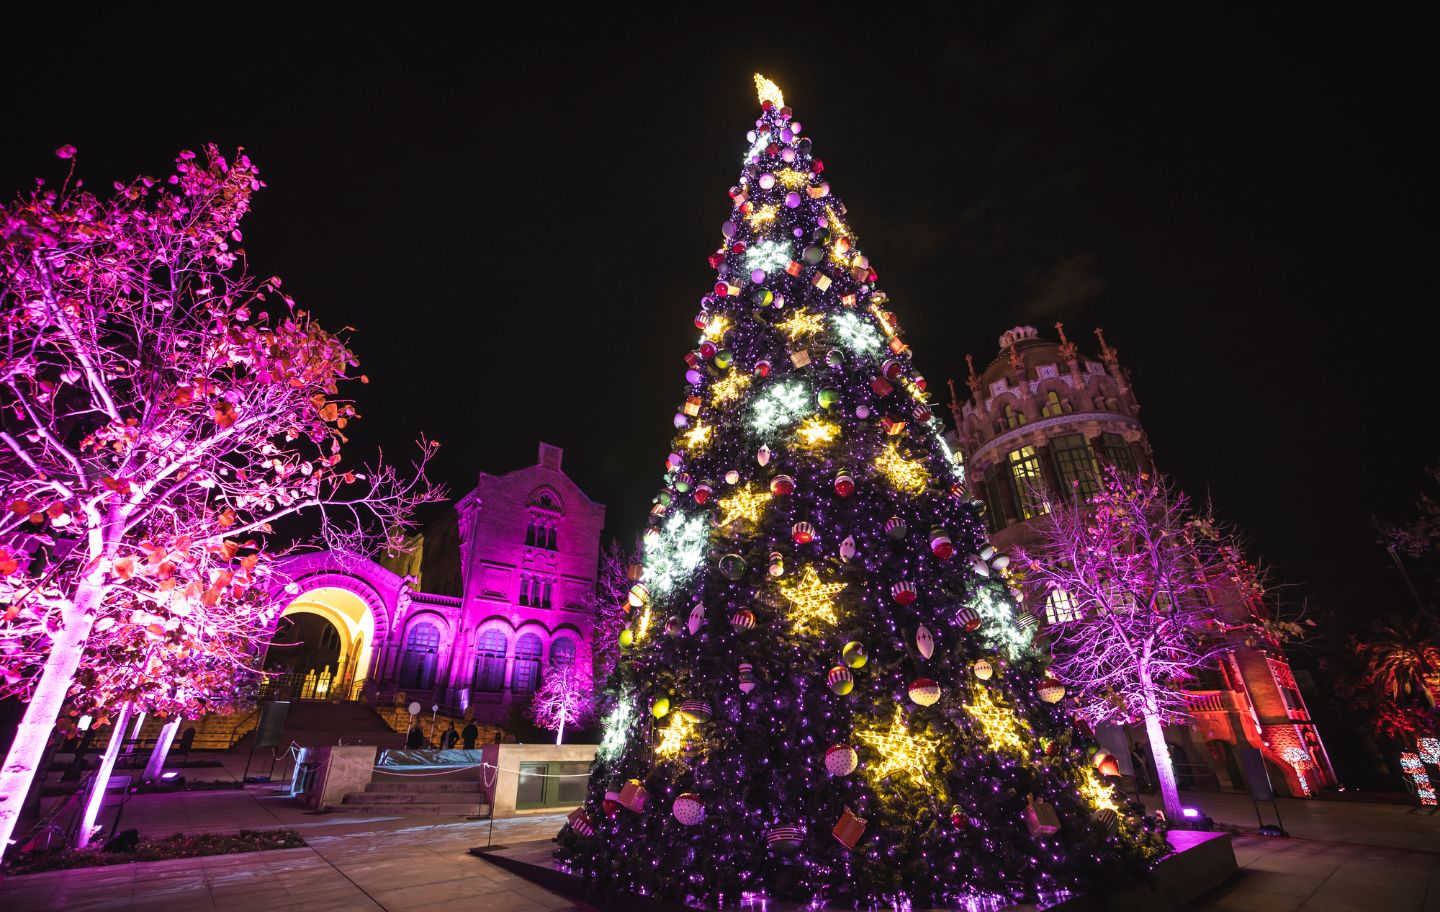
369, 761, 593, 779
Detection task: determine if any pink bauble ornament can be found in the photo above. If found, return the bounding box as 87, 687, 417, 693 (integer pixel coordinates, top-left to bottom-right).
825, 744, 859, 777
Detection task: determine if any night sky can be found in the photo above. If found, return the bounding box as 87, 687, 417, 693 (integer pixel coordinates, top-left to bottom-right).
5, 8, 1435, 640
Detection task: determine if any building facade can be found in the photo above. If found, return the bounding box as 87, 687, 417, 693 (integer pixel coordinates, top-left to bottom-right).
261, 442, 605, 726
948, 325, 1335, 798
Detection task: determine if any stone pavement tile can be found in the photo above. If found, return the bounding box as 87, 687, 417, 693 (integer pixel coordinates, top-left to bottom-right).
1231, 870, 1325, 899
367, 877, 498, 908
396, 887, 559, 912
1198, 882, 1308, 912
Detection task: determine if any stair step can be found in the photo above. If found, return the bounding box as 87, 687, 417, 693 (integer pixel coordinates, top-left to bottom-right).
335, 801, 488, 817
365, 781, 481, 794
344, 792, 479, 805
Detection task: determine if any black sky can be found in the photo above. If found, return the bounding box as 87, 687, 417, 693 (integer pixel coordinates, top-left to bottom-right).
5, 8, 1436, 637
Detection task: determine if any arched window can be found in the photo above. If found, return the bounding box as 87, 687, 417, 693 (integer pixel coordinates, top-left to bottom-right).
512, 633, 543, 694
1044, 589, 1079, 625
546, 525, 557, 550
400, 621, 441, 691
1005, 404, 1027, 429
1041, 390, 1071, 418
551, 636, 576, 669
541, 581, 553, 609
525, 520, 537, 547
474, 629, 508, 692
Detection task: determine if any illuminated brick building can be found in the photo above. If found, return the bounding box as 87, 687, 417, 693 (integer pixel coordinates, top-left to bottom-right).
947, 324, 1335, 797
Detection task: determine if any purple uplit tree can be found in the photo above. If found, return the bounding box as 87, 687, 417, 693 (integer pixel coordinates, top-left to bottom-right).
554, 76, 1166, 908
530, 659, 595, 745
0, 145, 440, 853
1017, 467, 1231, 824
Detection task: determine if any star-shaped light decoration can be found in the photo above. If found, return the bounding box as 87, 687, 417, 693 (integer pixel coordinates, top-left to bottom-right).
754, 73, 785, 108
774, 168, 809, 189
856, 709, 941, 785
875, 442, 929, 495
654, 712, 697, 759
779, 564, 845, 633
702, 315, 731, 343
717, 483, 771, 528
748, 203, 779, 227
682, 421, 713, 451
962, 685, 1031, 754
1078, 766, 1122, 813
794, 415, 839, 448
710, 370, 752, 405
775, 309, 827, 341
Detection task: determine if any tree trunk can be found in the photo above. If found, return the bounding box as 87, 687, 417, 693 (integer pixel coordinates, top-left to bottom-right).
143, 717, 183, 782
1141, 708, 1183, 824
0, 604, 97, 856
76, 700, 133, 848
555, 716, 566, 746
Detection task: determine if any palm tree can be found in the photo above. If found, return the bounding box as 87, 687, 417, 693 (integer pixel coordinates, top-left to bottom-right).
1358, 616, 1440, 712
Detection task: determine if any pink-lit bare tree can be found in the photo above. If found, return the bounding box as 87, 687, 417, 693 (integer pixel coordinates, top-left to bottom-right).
1016, 468, 1229, 824
0, 145, 440, 851
530, 659, 594, 745
589, 539, 633, 684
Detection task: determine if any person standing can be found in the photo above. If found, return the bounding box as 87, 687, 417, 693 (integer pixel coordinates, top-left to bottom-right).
440, 722, 460, 750
461, 720, 479, 750
406, 721, 425, 749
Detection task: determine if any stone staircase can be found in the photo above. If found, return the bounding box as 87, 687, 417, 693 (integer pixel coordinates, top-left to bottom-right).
230, 700, 407, 753
340, 780, 490, 817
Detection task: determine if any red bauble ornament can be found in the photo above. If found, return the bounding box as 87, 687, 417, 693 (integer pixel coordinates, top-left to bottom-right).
834, 472, 855, 497
699, 340, 717, 359
792, 521, 816, 545
891, 581, 918, 605
694, 483, 713, 505
770, 475, 795, 496
755, 359, 772, 377
732, 242, 746, 254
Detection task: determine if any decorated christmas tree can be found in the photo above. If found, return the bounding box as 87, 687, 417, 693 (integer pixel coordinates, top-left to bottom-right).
556, 76, 1166, 908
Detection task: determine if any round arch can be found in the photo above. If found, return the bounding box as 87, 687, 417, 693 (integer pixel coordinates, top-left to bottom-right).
271, 585, 378, 694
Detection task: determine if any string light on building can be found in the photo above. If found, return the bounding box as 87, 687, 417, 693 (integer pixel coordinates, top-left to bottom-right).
1280, 747, 1313, 797
962, 685, 1031, 754
717, 483, 772, 528
1401, 752, 1436, 805
855, 709, 941, 785
795, 415, 839, 448
875, 442, 930, 494
775, 308, 827, 341
779, 564, 845, 633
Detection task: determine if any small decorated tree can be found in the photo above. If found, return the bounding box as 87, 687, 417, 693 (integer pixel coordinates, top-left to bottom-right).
1018, 467, 1231, 823
0, 144, 440, 852
530, 659, 595, 745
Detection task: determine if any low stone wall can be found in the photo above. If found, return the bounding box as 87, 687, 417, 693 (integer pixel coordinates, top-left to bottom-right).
295, 744, 379, 811
479, 743, 596, 819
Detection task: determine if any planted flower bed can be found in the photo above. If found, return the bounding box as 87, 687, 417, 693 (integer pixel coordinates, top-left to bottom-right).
5, 829, 305, 875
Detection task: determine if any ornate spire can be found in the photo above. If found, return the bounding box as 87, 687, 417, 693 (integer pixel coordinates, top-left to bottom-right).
965, 353, 982, 398
947, 378, 964, 428
1094, 327, 1119, 364
1007, 339, 1024, 371
1055, 321, 1078, 360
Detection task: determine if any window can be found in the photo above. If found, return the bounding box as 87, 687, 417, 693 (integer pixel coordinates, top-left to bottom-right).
1051, 434, 1099, 498
1044, 588, 1079, 625
1004, 403, 1027, 429
1101, 433, 1136, 473
541, 580, 553, 609
400, 621, 441, 691
512, 633, 543, 694
1041, 390, 1071, 418
1007, 446, 1048, 519
551, 636, 575, 668
474, 630, 507, 692
546, 526, 557, 550
525, 520, 537, 547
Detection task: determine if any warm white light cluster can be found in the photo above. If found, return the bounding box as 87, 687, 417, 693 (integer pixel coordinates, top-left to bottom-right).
969, 588, 1035, 658
597, 691, 636, 763
745, 240, 793, 273
831, 311, 884, 356
750, 380, 811, 433
643, 510, 709, 596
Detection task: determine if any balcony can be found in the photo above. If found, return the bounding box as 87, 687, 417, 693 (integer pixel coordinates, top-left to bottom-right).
1183, 690, 1235, 714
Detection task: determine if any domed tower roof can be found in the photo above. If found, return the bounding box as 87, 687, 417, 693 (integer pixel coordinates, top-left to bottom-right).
978, 325, 1067, 389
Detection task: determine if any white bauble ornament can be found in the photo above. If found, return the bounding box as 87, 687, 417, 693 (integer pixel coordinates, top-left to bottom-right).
688, 603, 707, 635
825, 744, 859, 776
839, 535, 857, 562
973, 659, 994, 680
673, 793, 705, 826
915, 624, 935, 659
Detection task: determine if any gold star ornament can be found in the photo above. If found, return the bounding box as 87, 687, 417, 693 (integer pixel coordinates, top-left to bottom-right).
779, 564, 845, 633
717, 483, 771, 528
856, 709, 941, 785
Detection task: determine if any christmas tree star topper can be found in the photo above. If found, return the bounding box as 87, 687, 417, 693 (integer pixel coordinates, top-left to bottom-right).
754, 73, 785, 108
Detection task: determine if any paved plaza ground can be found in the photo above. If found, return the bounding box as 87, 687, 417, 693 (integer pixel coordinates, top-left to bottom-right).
1, 781, 1439, 911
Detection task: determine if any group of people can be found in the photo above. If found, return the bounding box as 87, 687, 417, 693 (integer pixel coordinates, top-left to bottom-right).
405, 719, 479, 750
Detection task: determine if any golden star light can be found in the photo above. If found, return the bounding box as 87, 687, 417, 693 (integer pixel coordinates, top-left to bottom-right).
824, 204, 852, 238
748, 203, 780, 227
702, 315, 731, 343
774, 168, 809, 189
875, 443, 930, 494
717, 483, 771, 528
775, 308, 826, 340
779, 564, 845, 633
654, 712, 697, 759
682, 422, 713, 451
709, 370, 751, 405
1079, 766, 1122, 814
795, 416, 839, 448
962, 685, 1031, 754
754, 73, 785, 108
856, 709, 941, 785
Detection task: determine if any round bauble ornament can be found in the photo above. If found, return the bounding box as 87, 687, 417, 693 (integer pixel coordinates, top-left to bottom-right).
722, 220, 737, 238
949, 805, 969, 828
973, 659, 994, 681
694, 482, 713, 504
817, 388, 840, 409
674, 412, 688, 429
718, 553, 746, 581
603, 790, 622, 817
1093, 808, 1120, 833
885, 517, 908, 540
839, 535, 857, 562
991, 553, 1011, 571
1093, 749, 1122, 778
619, 629, 634, 648
766, 826, 804, 854
827, 665, 854, 695
825, 744, 859, 776
826, 349, 845, 368
673, 793, 705, 826
724, 469, 741, 485
650, 697, 671, 719
891, 581, 918, 605
841, 641, 868, 668
855, 404, 872, 419
715, 350, 734, 369
915, 624, 935, 659
834, 471, 855, 497
666, 452, 684, 471
803, 245, 824, 265
628, 583, 649, 608
686, 368, 703, 385
908, 678, 941, 706
784, 191, 802, 208
754, 288, 774, 307
730, 608, 756, 631
738, 662, 756, 693
791, 521, 815, 545
700, 340, 718, 359
758, 172, 776, 189
664, 616, 682, 638
968, 555, 991, 578
755, 359, 772, 377
751, 268, 767, 284
912, 403, 932, 422
757, 445, 773, 467
929, 528, 954, 560
770, 474, 795, 496
688, 603, 707, 635
956, 606, 982, 632
768, 551, 785, 577
569, 812, 594, 836
673, 473, 693, 493
1037, 676, 1066, 704
1015, 611, 1038, 636
882, 359, 904, 381
678, 700, 713, 723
